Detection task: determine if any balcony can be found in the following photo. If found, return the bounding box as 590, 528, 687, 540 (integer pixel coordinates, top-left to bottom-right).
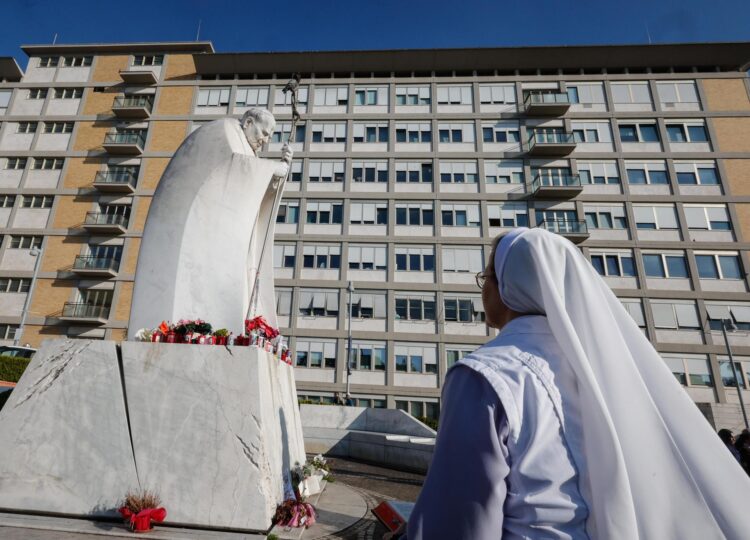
102, 131, 145, 155
526, 131, 577, 156
112, 95, 153, 119
119, 69, 158, 85
72, 256, 121, 277
524, 91, 571, 116
60, 303, 110, 324
531, 173, 583, 199
537, 220, 589, 243
83, 212, 129, 234
92, 170, 137, 193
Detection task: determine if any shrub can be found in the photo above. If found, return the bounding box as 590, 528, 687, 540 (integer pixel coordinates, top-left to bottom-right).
416, 416, 439, 431
0, 356, 30, 383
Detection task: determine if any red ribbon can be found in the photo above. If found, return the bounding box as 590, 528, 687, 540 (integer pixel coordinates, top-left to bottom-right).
119, 507, 167, 532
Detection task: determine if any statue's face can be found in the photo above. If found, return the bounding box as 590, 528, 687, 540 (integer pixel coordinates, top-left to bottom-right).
243, 115, 275, 151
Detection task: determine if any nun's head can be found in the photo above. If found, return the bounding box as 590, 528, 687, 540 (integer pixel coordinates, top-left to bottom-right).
479, 233, 520, 330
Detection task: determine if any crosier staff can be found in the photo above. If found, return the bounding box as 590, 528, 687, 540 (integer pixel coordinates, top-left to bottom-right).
247, 74, 302, 322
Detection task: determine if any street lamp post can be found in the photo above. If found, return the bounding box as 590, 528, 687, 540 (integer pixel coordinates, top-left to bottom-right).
720, 317, 750, 430
15, 246, 41, 346
345, 281, 355, 402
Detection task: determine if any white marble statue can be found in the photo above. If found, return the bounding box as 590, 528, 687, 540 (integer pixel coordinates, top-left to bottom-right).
127, 109, 292, 338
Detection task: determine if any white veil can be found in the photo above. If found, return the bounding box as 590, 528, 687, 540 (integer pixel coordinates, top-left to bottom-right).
495, 227, 750, 539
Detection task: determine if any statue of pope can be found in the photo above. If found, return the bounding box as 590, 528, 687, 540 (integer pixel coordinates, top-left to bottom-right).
127, 108, 292, 338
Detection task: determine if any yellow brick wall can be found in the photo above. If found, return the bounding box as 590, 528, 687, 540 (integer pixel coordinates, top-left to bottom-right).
122, 238, 141, 275
91, 55, 130, 83
109, 329, 128, 341
114, 282, 134, 322
711, 118, 750, 153
164, 54, 197, 81
52, 196, 96, 229
73, 121, 114, 152
62, 157, 106, 189
81, 88, 116, 116
41, 237, 86, 273
19, 325, 67, 348
131, 198, 151, 233
734, 203, 750, 242
141, 158, 169, 190
148, 121, 188, 152
30, 279, 76, 318
702, 79, 750, 112
156, 87, 194, 115
723, 159, 750, 196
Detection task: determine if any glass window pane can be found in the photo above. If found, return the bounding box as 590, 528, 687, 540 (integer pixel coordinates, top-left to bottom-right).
665, 256, 688, 278
649, 170, 668, 184
643, 254, 665, 277
591, 255, 605, 275
687, 125, 708, 142
627, 169, 647, 184
719, 256, 742, 279
619, 125, 638, 142
621, 257, 636, 277
667, 125, 686, 142
640, 125, 659, 142
698, 168, 718, 185
696, 255, 719, 279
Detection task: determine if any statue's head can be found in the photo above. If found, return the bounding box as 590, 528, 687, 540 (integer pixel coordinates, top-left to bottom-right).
240, 108, 276, 151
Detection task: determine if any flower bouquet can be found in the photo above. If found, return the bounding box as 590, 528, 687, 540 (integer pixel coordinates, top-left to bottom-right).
213, 328, 230, 346
118, 490, 166, 533
274, 498, 317, 529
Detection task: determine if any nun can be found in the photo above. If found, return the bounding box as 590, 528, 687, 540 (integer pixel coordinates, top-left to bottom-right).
400, 227, 750, 539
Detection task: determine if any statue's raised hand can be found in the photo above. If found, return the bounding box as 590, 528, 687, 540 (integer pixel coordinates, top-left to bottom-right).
281, 143, 293, 164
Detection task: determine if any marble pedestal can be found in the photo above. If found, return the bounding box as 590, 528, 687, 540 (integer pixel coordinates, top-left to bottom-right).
0, 339, 305, 533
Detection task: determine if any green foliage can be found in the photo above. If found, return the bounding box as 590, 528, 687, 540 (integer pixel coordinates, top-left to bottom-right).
417, 416, 439, 431
267, 535, 279, 540
0, 356, 30, 383
213, 328, 230, 337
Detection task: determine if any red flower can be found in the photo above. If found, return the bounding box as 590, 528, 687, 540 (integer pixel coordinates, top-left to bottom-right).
119, 506, 167, 532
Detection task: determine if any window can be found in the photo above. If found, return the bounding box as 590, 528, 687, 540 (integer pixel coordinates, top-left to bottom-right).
663, 356, 688, 385
313, 86, 348, 106
396, 293, 435, 321
38, 56, 59, 68
695, 253, 742, 280
43, 122, 73, 134
441, 203, 480, 227
350, 292, 387, 319
234, 87, 269, 106
442, 246, 483, 273
132, 55, 163, 66
487, 202, 528, 227
302, 244, 341, 269
9, 236, 42, 249
642, 253, 689, 278
566, 82, 606, 105
438, 123, 475, 143
663, 355, 712, 386
684, 205, 731, 231
311, 123, 346, 143
0, 90, 11, 112
17, 122, 37, 134
618, 122, 659, 142
52, 88, 83, 99
571, 121, 612, 143
446, 347, 473, 368
478, 84, 516, 104
354, 86, 387, 106
396, 203, 434, 226
633, 205, 679, 230
353, 122, 388, 143
62, 56, 92, 67
485, 160, 523, 184
196, 87, 230, 107
274, 87, 309, 107
348, 341, 386, 370
21, 195, 53, 209
706, 303, 750, 331
350, 202, 387, 225
395, 85, 430, 105
482, 121, 520, 143
88, 244, 122, 261
271, 122, 306, 143
395, 246, 435, 272
650, 300, 700, 329
276, 201, 299, 224
308, 160, 344, 183
625, 161, 669, 185
0, 278, 30, 293
394, 344, 437, 373
395, 123, 431, 143
439, 161, 478, 183
436, 85, 472, 105
611, 82, 652, 105
0, 325, 18, 340
295, 340, 336, 369
28, 89, 47, 100
532, 167, 574, 187
353, 161, 388, 183
444, 296, 485, 323
666, 122, 709, 143
305, 201, 343, 224
656, 81, 699, 106
394, 161, 431, 183
298, 289, 339, 317
273, 244, 296, 269
674, 161, 719, 185
621, 299, 646, 328
5, 158, 26, 170
275, 288, 293, 316
590, 251, 636, 277
289, 161, 302, 182
32, 158, 64, 170
577, 160, 619, 185
0, 195, 15, 208
348, 245, 387, 270
584, 204, 627, 229
719, 359, 746, 388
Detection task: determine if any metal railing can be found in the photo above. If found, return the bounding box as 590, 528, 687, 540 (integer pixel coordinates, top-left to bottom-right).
531, 173, 582, 192
524, 91, 570, 106
528, 130, 576, 145
103, 131, 146, 147
112, 95, 153, 112
93, 170, 137, 187
537, 219, 588, 235
62, 302, 110, 320
72, 256, 121, 272
84, 212, 129, 227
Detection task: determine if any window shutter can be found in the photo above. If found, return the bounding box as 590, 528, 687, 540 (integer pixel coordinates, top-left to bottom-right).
675, 303, 699, 328
443, 248, 455, 271
706, 304, 730, 321
652, 303, 677, 328
685, 207, 707, 229
348, 245, 361, 263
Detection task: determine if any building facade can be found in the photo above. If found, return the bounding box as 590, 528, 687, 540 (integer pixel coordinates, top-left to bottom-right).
1, 42, 750, 426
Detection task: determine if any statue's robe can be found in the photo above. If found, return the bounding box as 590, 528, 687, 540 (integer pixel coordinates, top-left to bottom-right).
128, 119, 281, 338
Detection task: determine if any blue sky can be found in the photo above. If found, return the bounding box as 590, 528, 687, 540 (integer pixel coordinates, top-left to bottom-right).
3, 0, 750, 69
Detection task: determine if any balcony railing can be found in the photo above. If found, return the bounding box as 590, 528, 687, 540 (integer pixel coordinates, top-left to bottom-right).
527, 131, 577, 156
84, 212, 129, 229
112, 96, 153, 118
103, 131, 146, 147
537, 220, 589, 241
524, 91, 570, 106
531, 173, 583, 199
61, 302, 110, 321
72, 255, 121, 273
93, 170, 137, 191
